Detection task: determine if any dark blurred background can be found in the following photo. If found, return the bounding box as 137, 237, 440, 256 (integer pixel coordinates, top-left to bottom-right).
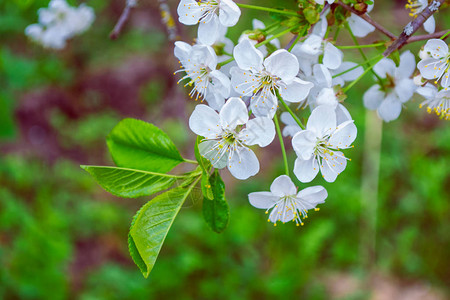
0, 0, 449, 299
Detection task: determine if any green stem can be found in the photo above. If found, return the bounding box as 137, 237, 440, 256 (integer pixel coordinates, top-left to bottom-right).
256, 26, 299, 49
184, 159, 198, 164
334, 26, 341, 41
332, 55, 383, 78
337, 42, 386, 49
343, 55, 383, 93
440, 30, 450, 40
277, 93, 305, 130
236, 3, 299, 16
288, 27, 307, 52
345, 22, 384, 86
274, 114, 289, 176
262, 20, 282, 33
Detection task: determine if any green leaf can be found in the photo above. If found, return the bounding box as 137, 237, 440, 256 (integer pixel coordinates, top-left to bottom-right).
81, 165, 181, 198
195, 136, 214, 200
202, 171, 229, 233
107, 118, 184, 173
129, 179, 199, 277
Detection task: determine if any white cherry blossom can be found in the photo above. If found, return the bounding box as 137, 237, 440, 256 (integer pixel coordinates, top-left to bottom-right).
177, 0, 241, 45
189, 97, 275, 180
292, 106, 357, 183
405, 0, 435, 34
417, 83, 450, 119
231, 39, 313, 118
249, 175, 327, 226
25, 0, 94, 50
363, 50, 417, 122
174, 41, 231, 110
417, 39, 450, 89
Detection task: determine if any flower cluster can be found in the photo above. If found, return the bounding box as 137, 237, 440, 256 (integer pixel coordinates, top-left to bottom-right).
25, 0, 95, 50
174, 0, 370, 226
416, 39, 450, 119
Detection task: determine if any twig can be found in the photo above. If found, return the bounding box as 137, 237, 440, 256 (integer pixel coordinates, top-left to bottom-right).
336, 1, 396, 40
406, 29, 450, 43
383, 0, 446, 57
110, 1, 137, 40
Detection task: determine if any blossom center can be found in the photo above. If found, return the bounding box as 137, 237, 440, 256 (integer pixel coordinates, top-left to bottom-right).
405, 0, 425, 17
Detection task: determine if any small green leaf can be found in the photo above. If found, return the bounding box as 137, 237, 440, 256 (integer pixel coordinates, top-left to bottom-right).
129, 179, 199, 277
81, 165, 181, 198
107, 118, 184, 173
202, 171, 229, 233
195, 136, 214, 200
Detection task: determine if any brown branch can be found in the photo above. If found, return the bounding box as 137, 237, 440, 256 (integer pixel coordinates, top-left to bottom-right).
406, 29, 450, 43
383, 0, 446, 57
110, 1, 136, 40
336, 1, 397, 40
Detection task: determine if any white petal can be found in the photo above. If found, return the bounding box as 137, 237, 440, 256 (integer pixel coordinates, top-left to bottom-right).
299, 34, 323, 56
198, 140, 228, 169
313, 64, 332, 88
363, 85, 384, 110
323, 43, 343, 70
328, 120, 357, 149
315, 88, 338, 108
374, 58, 396, 78
174, 41, 191, 62
204, 89, 225, 111
189, 104, 222, 138
250, 90, 278, 118
293, 157, 319, 183
190, 44, 218, 70
228, 147, 260, 180
423, 16, 435, 34
177, 0, 202, 25
335, 104, 353, 125
210, 70, 231, 98
230, 67, 258, 96
347, 14, 375, 37
270, 175, 297, 197
279, 78, 314, 103
264, 50, 299, 82
252, 19, 266, 30
219, 0, 241, 27
239, 117, 275, 147
417, 58, 445, 80
292, 130, 316, 160
198, 16, 221, 45
377, 93, 402, 122
297, 186, 327, 208
416, 83, 437, 99
395, 50, 416, 79
424, 39, 448, 59
441, 70, 450, 88
233, 39, 264, 71
248, 192, 278, 209
395, 78, 416, 103
320, 151, 347, 182
306, 105, 337, 137
312, 14, 328, 38
219, 97, 249, 129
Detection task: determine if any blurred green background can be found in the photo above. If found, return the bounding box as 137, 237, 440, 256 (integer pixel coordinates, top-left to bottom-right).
0, 0, 449, 299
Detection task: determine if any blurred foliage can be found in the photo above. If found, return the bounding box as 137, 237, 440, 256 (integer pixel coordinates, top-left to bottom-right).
0, 0, 449, 299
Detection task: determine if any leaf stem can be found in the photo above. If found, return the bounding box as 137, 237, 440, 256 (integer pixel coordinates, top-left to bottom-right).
440, 30, 450, 40
337, 42, 386, 49
184, 159, 198, 164
343, 55, 383, 93
277, 93, 305, 130
236, 3, 299, 17
274, 114, 289, 176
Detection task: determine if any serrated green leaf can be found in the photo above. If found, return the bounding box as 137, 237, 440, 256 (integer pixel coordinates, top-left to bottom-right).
129, 179, 200, 277
202, 171, 229, 233
81, 165, 182, 198
107, 118, 184, 173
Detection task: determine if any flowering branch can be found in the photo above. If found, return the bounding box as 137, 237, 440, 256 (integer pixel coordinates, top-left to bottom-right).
383, 0, 446, 57
406, 29, 450, 43
110, 0, 137, 40
336, 1, 396, 40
